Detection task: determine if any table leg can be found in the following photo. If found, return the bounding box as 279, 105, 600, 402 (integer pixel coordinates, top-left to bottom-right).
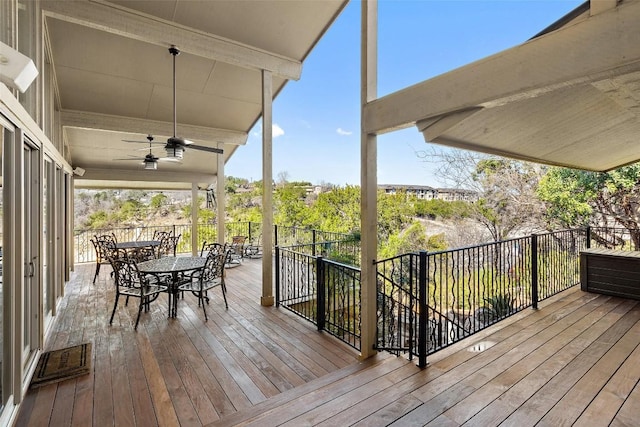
171, 271, 179, 317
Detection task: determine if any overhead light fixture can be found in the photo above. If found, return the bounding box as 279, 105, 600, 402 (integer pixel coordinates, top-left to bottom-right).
165, 137, 184, 160
144, 159, 158, 170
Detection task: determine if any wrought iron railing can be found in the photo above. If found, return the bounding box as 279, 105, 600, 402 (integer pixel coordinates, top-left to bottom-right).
375, 252, 420, 361
535, 229, 587, 301
276, 228, 589, 366
275, 242, 362, 350
74, 222, 356, 263
588, 226, 640, 251
374, 229, 588, 366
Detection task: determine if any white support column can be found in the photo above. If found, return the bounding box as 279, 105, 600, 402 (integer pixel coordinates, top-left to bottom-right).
359, 0, 378, 360
191, 183, 198, 255
217, 145, 226, 245
261, 69, 275, 307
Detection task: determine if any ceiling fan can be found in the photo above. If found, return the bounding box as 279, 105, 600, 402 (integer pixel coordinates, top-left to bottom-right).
123, 45, 224, 159
116, 135, 179, 170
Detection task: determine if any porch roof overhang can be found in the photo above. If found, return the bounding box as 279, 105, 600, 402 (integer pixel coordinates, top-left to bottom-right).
43, 0, 348, 189
363, 0, 640, 172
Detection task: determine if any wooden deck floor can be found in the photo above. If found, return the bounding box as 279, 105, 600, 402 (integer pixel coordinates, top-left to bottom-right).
15, 258, 361, 426
16, 259, 640, 426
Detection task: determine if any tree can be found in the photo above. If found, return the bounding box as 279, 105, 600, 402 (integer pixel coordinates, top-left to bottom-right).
150, 193, 168, 209
417, 147, 546, 241
377, 191, 414, 242
471, 159, 545, 241
379, 222, 447, 259
536, 167, 593, 228
538, 164, 640, 248
273, 183, 310, 227
276, 171, 290, 186
305, 185, 361, 233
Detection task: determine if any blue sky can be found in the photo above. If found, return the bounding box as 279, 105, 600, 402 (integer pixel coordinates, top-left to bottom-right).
225, 0, 584, 187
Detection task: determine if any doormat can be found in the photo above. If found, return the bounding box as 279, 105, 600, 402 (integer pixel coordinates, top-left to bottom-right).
30, 342, 92, 389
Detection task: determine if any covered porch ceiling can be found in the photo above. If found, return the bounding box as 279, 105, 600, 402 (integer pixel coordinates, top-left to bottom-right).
44, 0, 347, 190
364, 0, 640, 172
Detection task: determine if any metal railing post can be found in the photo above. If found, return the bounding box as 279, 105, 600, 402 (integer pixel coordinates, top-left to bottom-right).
274, 224, 278, 247
248, 222, 252, 242
585, 226, 591, 249
275, 246, 281, 306
312, 229, 317, 256
418, 250, 428, 368
317, 256, 326, 331
531, 234, 539, 309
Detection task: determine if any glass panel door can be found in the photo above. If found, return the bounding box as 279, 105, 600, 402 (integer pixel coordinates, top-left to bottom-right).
21, 139, 39, 370
43, 159, 52, 320
0, 118, 8, 415
21, 144, 32, 364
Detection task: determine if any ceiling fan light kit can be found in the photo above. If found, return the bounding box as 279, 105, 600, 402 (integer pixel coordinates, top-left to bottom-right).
144, 160, 158, 170
165, 136, 185, 160
119, 44, 224, 169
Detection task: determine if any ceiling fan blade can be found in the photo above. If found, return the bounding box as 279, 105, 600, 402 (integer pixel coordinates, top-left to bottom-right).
158, 157, 182, 163
113, 158, 146, 161
189, 144, 224, 154
122, 139, 165, 144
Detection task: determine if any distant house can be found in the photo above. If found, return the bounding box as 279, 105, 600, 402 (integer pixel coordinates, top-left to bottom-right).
379, 185, 477, 201
435, 188, 478, 202
379, 184, 438, 200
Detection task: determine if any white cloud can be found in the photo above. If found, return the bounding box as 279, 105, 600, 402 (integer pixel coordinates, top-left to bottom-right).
337, 128, 353, 136
272, 123, 285, 138
251, 123, 285, 138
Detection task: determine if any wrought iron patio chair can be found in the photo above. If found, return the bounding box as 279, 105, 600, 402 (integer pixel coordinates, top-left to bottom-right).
244, 233, 263, 258
178, 251, 228, 321
152, 230, 171, 242
225, 235, 246, 267
157, 234, 181, 257
91, 235, 118, 284
200, 241, 224, 257
108, 250, 168, 330
129, 246, 157, 263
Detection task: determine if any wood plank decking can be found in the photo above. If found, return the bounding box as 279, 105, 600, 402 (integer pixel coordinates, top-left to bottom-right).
15, 258, 640, 426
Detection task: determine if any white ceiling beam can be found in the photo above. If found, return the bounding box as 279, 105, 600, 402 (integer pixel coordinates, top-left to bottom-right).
41, 0, 302, 80
78, 167, 216, 185
61, 110, 247, 145
417, 107, 483, 141
363, 0, 640, 134
76, 180, 194, 190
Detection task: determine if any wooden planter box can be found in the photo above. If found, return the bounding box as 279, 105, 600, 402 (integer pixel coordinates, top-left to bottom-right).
580, 248, 640, 300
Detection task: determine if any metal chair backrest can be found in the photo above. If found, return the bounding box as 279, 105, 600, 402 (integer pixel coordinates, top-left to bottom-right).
152, 230, 171, 241
158, 234, 181, 257
200, 241, 224, 257
229, 236, 246, 257
110, 255, 146, 290
93, 235, 117, 262
200, 251, 226, 285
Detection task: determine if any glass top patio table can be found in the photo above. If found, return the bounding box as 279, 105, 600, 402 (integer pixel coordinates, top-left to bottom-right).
137, 256, 206, 318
